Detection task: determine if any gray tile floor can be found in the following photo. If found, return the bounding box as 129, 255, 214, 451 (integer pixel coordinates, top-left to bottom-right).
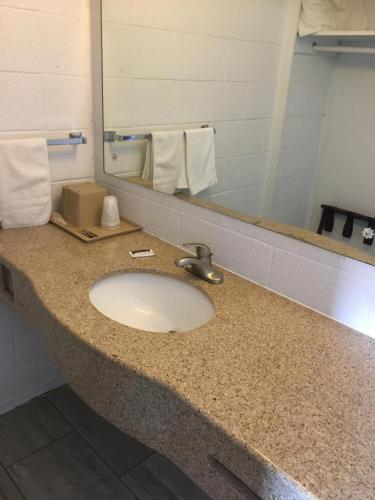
0, 385, 210, 500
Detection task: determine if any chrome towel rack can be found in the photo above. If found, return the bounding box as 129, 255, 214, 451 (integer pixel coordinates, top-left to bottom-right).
104, 125, 215, 143
47, 132, 87, 146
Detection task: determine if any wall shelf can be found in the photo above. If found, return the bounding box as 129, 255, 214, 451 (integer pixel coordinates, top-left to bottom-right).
301, 31, 375, 55
305, 31, 375, 43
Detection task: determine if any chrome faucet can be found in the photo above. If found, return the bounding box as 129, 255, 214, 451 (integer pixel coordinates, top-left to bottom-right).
175, 243, 224, 285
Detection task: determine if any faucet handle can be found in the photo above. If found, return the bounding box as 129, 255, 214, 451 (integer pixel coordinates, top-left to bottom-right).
183, 242, 212, 258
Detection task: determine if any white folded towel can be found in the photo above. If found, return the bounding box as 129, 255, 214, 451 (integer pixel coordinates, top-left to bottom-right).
0, 138, 51, 229
142, 130, 185, 194
184, 127, 217, 196
299, 0, 367, 36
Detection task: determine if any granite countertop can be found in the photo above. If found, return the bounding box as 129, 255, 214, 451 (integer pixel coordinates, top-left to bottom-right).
0, 224, 374, 499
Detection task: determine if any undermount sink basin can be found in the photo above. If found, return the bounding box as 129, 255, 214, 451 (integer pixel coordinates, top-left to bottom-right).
89, 272, 214, 333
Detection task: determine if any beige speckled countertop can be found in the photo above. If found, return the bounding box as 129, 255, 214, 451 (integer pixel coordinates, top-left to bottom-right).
0, 224, 374, 499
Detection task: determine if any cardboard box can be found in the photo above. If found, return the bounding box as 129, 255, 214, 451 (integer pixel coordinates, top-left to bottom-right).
60, 182, 107, 227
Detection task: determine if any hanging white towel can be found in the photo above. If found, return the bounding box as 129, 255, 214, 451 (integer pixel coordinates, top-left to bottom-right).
0, 138, 51, 229
142, 140, 152, 182
299, 0, 368, 37
184, 127, 217, 196
142, 131, 185, 194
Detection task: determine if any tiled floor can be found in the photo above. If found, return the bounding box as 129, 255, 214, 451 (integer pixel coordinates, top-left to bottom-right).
0, 385, 210, 500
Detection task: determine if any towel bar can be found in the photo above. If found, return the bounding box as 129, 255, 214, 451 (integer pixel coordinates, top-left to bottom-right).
312, 43, 375, 55
104, 125, 216, 143
47, 132, 87, 146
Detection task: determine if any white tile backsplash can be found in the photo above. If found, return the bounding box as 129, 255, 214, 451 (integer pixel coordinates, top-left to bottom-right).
114, 188, 181, 243
330, 272, 375, 336
268, 249, 339, 315
103, 178, 375, 340
179, 214, 274, 285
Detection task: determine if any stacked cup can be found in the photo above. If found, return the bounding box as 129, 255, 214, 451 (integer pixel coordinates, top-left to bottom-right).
101, 195, 120, 229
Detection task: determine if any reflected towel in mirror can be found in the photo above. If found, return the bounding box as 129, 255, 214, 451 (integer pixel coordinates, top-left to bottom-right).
184, 127, 217, 196
142, 130, 185, 195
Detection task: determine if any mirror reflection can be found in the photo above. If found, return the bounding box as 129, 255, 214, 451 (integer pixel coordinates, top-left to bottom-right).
101, 0, 375, 260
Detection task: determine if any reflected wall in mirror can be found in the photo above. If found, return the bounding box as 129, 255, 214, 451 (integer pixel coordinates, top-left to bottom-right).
101, 0, 375, 264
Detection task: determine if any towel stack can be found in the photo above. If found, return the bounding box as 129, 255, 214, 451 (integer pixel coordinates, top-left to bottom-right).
142, 127, 217, 195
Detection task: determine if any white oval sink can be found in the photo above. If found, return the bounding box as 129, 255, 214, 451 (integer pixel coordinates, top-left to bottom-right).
89, 272, 214, 333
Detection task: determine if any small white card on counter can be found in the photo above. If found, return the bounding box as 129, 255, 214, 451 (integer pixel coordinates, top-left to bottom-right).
128, 249, 156, 258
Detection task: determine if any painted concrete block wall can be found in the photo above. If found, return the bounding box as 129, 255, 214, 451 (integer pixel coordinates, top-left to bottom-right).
365, 0, 375, 28
101, 177, 375, 340
311, 53, 375, 256
102, 0, 287, 216
0, 304, 63, 415
0, 0, 95, 412
0, 0, 95, 190
270, 38, 332, 228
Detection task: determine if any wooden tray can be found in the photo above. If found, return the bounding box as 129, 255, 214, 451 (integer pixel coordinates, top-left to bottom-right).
50, 212, 142, 243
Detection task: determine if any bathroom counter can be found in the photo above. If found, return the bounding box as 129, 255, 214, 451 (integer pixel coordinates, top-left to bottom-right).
0, 225, 374, 500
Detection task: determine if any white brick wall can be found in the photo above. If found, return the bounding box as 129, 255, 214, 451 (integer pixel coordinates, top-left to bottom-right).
0, 304, 63, 415
0, 0, 94, 413
0, 0, 94, 184
102, 0, 287, 217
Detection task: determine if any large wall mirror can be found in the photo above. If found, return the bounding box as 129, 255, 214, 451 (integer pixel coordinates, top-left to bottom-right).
100, 0, 375, 266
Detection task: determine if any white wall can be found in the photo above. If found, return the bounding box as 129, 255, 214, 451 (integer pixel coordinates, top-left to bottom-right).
365, 0, 375, 28
0, 0, 95, 412
0, 0, 95, 192
271, 38, 332, 228
0, 304, 62, 414
102, 0, 287, 216
311, 52, 375, 255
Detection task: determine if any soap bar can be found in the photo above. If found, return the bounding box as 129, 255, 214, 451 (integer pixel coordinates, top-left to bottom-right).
60, 182, 107, 227
129, 249, 156, 258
